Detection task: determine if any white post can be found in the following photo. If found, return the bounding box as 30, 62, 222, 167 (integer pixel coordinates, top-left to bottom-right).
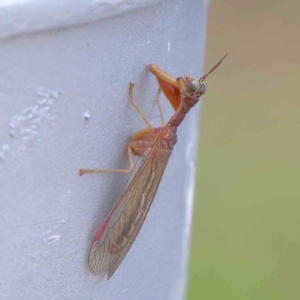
0, 1, 208, 299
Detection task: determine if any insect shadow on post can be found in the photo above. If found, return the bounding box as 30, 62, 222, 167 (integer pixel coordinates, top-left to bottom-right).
79, 54, 227, 279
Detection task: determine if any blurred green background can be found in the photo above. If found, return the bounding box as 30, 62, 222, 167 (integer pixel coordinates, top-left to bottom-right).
187, 1, 300, 299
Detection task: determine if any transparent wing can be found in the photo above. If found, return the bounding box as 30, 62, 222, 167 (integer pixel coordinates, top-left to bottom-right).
88, 139, 172, 278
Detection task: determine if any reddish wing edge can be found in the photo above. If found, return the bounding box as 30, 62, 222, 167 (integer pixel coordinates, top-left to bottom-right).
88, 139, 172, 278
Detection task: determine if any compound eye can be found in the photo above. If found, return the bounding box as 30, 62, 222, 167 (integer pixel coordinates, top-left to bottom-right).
186, 79, 199, 93
199, 81, 206, 94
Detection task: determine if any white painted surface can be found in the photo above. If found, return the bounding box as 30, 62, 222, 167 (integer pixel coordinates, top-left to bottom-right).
0, 0, 207, 299
0, 0, 163, 39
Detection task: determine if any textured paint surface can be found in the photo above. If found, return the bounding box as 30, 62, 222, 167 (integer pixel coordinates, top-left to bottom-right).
0, 0, 207, 299
2, 88, 61, 160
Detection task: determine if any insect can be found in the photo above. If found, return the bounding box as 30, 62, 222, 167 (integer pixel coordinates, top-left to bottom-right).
79, 54, 227, 279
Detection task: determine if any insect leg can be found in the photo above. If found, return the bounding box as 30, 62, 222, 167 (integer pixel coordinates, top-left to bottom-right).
129, 82, 152, 128
149, 64, 179, 88
199, 53, 228, 81
155, 88, 165, 126
79, 144, 135, 175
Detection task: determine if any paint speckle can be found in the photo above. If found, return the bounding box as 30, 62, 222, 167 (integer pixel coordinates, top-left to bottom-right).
43, 231, 61, 245
168, 40, 171, 53
40, 231, 61, 257
0, 144, 10, 163
0, 87, 62, 161
9, 130, 14, 138
8, 87, 60, 142
84, 111, 91, 120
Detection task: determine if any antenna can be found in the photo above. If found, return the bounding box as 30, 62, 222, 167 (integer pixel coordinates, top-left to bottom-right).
199, 53, 228, 82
